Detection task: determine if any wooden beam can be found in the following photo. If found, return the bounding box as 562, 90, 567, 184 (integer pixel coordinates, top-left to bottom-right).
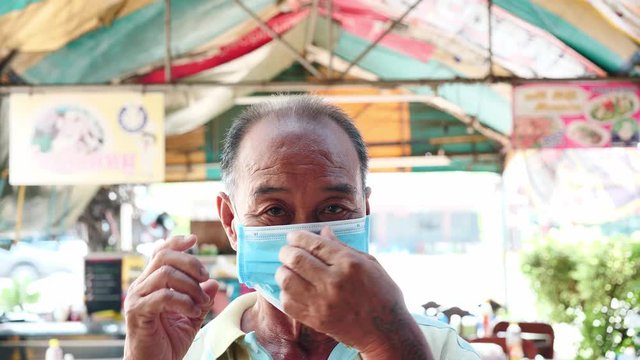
166, 127, 206, 151
429, 134, 487, 145
165, 150, 206, 165
367, 135, 491, 148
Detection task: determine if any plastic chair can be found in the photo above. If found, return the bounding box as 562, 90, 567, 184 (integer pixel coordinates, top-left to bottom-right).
469, 342, 507, 360
493, 322, 554, 359
469, 337, 538, 359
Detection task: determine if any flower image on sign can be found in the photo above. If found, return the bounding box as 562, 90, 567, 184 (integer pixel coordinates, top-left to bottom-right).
513, 82, 640, 149
9, 92, 165, 185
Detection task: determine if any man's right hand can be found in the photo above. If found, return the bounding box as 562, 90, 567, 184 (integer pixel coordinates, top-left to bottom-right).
124, 235, 219, 360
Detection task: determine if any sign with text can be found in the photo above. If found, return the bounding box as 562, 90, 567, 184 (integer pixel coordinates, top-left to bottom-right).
85, 257, 122, 315
10, 92, 165, 185
513, 82, 640, 149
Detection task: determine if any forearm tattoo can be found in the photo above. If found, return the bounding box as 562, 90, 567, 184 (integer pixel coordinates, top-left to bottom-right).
372, 302, 430, 360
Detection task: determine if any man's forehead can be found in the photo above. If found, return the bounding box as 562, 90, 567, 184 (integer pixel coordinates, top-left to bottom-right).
237, 116, 359, 166
232, 115, 362, 195
250, 114, 333, 143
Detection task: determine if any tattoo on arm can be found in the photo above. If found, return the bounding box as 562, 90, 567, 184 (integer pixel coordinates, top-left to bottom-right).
372, 302, 431, 360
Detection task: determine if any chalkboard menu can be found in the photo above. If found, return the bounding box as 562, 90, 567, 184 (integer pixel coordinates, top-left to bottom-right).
85, 257, 123, 315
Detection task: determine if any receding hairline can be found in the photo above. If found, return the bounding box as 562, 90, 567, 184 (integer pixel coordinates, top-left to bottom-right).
235, 112, 362, 175
242, 111, 351, 142
220, 95, 369, 193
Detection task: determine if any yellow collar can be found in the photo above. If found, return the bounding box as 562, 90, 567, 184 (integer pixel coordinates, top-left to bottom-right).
208, 292, 258, 358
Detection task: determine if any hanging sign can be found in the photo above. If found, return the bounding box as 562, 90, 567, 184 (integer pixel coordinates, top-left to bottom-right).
9, 92, 165, 185
513, 82, 640, 149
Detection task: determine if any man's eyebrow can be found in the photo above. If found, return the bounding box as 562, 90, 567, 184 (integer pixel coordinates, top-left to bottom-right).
323, 183, 357, 195
252, 186, 288, 197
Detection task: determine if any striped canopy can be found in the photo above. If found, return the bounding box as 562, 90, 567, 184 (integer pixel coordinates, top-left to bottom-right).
0, 0, 639, 180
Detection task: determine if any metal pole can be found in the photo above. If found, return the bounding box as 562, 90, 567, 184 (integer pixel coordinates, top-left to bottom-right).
234, 0, 324, 79
328, 0, 335, 79
0, 75, 636, 93
487, 0, 494, 78
15, 186, 26, 244
338, 0, 423, 80
0, 49, 17, 74
120, 203, 133, 252
304, 0, 320, 49
500, 178, 510, 311
164, 0, 172, 83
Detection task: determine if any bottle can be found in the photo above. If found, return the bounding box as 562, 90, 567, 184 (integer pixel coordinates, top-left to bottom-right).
505, 323, 524, 360
481, 302, 493, 337
45, 339, 64, 360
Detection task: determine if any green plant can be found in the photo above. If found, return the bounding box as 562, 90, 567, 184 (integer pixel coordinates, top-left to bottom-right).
522, 236, 640, 359
521, 239, 582, 323
0, 276, 40, 312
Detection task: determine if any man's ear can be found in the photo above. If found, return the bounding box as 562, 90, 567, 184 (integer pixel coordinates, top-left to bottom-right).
365, 186, 372, 216
216, 192, 238, 251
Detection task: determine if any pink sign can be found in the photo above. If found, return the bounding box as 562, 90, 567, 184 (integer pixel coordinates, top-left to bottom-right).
513, 82, 640, 149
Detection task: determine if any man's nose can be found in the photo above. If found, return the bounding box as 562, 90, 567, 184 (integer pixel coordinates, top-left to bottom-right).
291, 212, 320, 226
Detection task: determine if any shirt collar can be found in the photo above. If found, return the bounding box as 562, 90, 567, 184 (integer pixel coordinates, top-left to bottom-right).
207, 292, 257, 358
206, 292, 359, 360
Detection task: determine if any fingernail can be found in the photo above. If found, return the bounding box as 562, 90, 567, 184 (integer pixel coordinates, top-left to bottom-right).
192, 308, 202, 317
200, 266, 209, 278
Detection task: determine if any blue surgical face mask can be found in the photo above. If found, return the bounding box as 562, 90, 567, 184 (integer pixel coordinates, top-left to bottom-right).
235, 216, 370, 311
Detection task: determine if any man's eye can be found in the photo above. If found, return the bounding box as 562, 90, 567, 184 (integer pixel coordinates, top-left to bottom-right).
266, 207, 286, 217
324, 205, 345, 214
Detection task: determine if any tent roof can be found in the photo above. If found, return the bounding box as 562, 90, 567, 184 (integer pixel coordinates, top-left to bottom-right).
0, 0, 639, 179
2, 0, 637, 79
5, 0, 636, 83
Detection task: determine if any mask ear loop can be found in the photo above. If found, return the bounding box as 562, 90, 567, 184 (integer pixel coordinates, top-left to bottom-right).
362, 191, 368, 218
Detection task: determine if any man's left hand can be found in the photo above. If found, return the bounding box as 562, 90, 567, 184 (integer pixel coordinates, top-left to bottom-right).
277, 227, 433, 360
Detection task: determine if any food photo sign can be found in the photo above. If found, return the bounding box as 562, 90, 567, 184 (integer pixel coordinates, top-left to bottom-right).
513, 82, 640, 149
9, 92, 165, 185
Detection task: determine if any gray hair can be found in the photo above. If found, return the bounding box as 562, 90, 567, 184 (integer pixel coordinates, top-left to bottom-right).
220, 95, 368, 193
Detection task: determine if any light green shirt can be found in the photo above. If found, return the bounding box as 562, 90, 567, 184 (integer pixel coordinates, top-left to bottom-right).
183, 293, 480, 360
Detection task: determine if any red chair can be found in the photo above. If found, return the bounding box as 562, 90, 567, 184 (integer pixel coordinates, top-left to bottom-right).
493, 322, 554, 359
469, 337, 538, 359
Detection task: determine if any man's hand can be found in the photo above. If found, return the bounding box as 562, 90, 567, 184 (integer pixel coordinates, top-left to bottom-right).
124, 235, 219, 360
277, 227, 433, 360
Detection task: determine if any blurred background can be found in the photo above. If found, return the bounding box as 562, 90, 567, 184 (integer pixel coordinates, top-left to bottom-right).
0, 0, 639, 359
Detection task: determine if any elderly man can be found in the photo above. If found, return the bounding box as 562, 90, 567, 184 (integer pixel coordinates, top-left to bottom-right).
124, 96, 479, 360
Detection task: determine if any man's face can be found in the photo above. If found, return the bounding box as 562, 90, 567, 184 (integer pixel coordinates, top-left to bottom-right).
218, 115, 370, 247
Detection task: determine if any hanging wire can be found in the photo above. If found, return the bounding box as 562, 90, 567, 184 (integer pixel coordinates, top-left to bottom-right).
15, 186, 26, 243
57, 187, 72, 235
0, 169, 7, 198
487, 0, 494, 78
46, 187, 58, 237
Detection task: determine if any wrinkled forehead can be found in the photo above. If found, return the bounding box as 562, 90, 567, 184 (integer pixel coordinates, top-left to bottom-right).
233, 115, 362, 193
